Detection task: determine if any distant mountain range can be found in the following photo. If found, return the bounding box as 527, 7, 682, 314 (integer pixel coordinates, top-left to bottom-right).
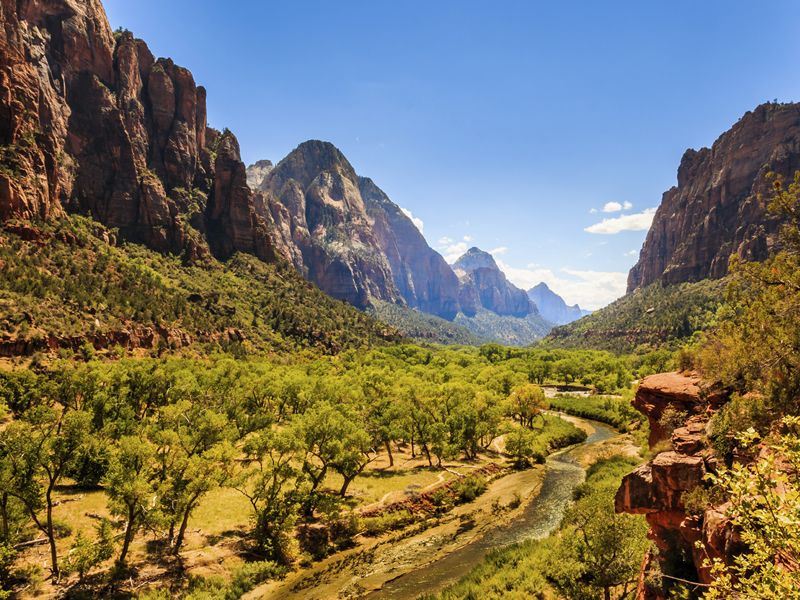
246, 144, 558, 345
527, 283, 590, 326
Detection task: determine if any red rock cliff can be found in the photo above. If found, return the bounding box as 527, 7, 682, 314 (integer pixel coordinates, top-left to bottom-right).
616, 372, 740, 599
628, 103, 800, 293
0, 0, 274, 261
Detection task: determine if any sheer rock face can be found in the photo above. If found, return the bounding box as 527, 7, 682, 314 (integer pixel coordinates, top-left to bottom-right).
255, 141, 400, 308
453, 247, 534, 318
0, 0, 273, 261
616, 373, 741, 597
628, 103, 800, 293
360, 176, 460, 320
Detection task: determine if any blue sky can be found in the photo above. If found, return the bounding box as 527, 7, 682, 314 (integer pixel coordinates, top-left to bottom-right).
103, 1, 800, 309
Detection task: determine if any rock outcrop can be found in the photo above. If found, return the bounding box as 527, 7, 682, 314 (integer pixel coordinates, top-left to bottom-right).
453, 247, 534, 318
360, 176, 460, 320
0, 0, 274, 261
527, 282, 587, 325
616, 372, 740, 599
628, 103, 800, 292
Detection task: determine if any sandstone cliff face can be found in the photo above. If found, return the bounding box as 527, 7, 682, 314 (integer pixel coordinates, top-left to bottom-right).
360, 176, 460, 320
253, 141, 400, 308
628, 103, 800, 292
0, 0, 273, 261
616, 373, 739, 599
453, 247, 534, 318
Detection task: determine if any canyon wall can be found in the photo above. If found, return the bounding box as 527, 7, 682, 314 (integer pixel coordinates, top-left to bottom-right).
628, 103, 800, 292
0, 0, 274, 262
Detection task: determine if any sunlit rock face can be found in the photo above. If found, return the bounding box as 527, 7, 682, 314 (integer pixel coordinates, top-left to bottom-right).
628, 102, 800, 293
453, 247, 535, 318
615, 372, 743, 598
0, 0, 275, 262
360, 176, 460, 320
253, 141, 401, 308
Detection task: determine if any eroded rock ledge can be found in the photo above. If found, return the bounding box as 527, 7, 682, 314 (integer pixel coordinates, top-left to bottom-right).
615, 372, 742, 599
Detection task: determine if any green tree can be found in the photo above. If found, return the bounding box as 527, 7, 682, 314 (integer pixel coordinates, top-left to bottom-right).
547, 484, 649, 600
235, 430, 302, 563
506, 384, 548, 429
0, 408, 90, 578
151, 400, 235, 554
705, 420, 800, 600
105, 435, 160, 567
505, 427, 543, 467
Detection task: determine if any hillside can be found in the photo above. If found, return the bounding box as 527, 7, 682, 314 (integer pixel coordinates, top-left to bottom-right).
0, 217, 397, 357
368, 301, 482, 345
546, 279, 725, 352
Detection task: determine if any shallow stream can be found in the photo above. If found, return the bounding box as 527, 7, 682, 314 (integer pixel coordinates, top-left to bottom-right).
369, 416, 617, 599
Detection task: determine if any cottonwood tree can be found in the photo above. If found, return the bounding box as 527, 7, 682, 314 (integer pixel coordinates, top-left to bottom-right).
547, 484, 648, 600
151, 401, 236, 554
506, 384, 548, 429
0, 407, 90, 578
234, 429, 302, 563
105, 435, 161, 567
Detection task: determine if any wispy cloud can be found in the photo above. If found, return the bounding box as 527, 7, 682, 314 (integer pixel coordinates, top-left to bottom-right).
437, 235, 474, 263
489, 246, 508, 256
585, 208, 656, 234
496, 260, 627, 310
400, 207, 424, 233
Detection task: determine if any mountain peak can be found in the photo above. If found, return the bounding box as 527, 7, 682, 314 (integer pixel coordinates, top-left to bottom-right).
527, 282, 586, 325
453, 247, 499, 273
270, 140, 357, 189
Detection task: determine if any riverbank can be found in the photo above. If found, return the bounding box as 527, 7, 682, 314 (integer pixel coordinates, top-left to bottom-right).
248, 415, 635, 600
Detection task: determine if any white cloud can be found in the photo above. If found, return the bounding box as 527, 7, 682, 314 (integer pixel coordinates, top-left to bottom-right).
463, 235, 473, 242
600, 201, 634, 213
439, 241, 469, 264
400, 207, 424, 234
489, 246, 508, 256
495, 260, 627, 310
589, 208, 598, 214
438, 236, 454, 246
625, 249, 639, 257
585, 208, 656, 234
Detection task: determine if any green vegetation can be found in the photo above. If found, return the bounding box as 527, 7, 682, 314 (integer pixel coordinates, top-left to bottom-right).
427, 456, 648, 600
0, 342, 627, 597
454, 308, 552, 346
368, 300, 482, 345
0, 216, 397, 356
705, 419, 800, 599
549, 393, 642, 431
548, 278, 725, 353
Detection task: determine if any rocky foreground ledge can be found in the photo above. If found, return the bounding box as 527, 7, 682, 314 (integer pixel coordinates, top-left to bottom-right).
615, 372, 743, 599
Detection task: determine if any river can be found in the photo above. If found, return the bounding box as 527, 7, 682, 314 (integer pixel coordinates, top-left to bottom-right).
368, 416, 617, 599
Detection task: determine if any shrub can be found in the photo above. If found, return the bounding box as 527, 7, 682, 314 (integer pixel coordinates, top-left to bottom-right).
61, 520, 115, 580
453, 476, 487, 504
360, 510, 415, 536
225, 561, 285, 600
